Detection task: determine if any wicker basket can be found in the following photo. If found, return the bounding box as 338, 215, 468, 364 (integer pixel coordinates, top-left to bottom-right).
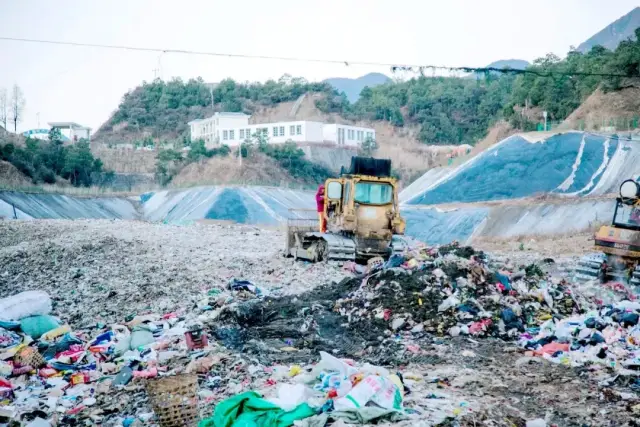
146, 374, 199, 427
14, 347, 45, 368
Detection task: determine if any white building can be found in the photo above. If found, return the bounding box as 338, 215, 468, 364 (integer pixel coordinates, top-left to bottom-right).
218, 121, 325, 146
48, 122, 92, 142
323, 124, 375, 147
188, 113, 375, 148
188, 112, 250, 147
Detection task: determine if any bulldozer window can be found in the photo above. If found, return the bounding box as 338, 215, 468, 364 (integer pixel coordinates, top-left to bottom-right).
327, 181, 342, 199
355, 182, 393, 205
344, 182, 351, 204
613, 200, 640, 230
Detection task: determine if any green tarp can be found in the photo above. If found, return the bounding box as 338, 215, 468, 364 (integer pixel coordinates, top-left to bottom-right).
200, 391, 316, 427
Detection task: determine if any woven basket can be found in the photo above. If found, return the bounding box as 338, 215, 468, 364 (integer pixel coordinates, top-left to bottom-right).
14, 347, 45, 368
146, 374, 199, 427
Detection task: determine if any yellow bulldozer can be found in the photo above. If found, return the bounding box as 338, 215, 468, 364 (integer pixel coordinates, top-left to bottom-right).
577, 179, 640, 287
285, 156, 406, 263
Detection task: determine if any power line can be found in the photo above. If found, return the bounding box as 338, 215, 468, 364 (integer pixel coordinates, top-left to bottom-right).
0, 35, 637, 79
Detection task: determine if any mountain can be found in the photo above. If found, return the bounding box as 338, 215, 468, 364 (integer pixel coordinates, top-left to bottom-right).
470, 59, 529, 79
485, 59, 530, 70
324, 73, 391, 103
578, 6, 640, 52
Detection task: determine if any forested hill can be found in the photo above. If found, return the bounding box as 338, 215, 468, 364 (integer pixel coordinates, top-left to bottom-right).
96, 76, 335, 140
97, 28, 640, 148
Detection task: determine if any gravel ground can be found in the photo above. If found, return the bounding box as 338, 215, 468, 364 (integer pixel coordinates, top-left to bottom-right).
0, 219, 347, 328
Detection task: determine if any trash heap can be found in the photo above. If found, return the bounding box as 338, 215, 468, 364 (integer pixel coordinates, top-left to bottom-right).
519, 301, 640, 373
1, 240, 639, 426
0, 287, 271, 426
335, 245, 583, 341
0, 286, 470, 426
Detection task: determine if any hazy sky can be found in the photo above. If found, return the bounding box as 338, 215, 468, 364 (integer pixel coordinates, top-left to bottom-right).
0, 0, 638, 133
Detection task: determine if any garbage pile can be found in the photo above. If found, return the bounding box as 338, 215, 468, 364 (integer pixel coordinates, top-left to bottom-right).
0, 288, 257, 426
216, 243, 589, 362
335, 246, 584, 341
519, 301, 640, 374
1, 238, 639, 426
0, 287, 472, 426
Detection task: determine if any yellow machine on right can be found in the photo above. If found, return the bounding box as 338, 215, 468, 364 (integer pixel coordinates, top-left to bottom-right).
580, 179, 640, 286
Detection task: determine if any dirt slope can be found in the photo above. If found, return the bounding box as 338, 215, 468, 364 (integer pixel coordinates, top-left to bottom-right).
171, 153, 305, 187
561, 86, 640, 131
91, 143, 157, 174
0, 160, 31, 187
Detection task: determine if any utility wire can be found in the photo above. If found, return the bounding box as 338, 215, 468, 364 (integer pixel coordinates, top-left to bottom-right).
1, 36, 638, 79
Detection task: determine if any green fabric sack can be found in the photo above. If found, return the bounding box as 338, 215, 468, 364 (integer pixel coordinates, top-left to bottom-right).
199, 391, 315, 427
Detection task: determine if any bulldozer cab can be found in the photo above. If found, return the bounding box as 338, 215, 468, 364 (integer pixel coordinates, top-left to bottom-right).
323, 157, 404, 238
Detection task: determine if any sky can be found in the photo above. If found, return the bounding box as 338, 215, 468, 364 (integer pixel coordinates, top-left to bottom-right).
0, 0, 638, 133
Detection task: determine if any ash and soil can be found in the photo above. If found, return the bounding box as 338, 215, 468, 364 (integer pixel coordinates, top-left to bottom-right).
2, 220, 638, 426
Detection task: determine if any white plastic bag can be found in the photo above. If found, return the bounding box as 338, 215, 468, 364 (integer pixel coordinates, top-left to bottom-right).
268, 384, 309, 411
0, 291, 52, 321
314, 351, 358, 378
112, 325, 131, 355
438, 294, 459, 312
333, 375, 402, 411
333, 376, 382, 410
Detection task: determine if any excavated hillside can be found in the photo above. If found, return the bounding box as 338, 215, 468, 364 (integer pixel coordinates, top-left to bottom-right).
171, 154, 307, 187
562, 86, 640, 131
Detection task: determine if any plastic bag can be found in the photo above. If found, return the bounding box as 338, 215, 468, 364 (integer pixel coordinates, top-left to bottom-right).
112, 325, 131, 355
20, 315, 60, 339
268, 384, 309, 411
314, 351, 359, 378
438, 294, 459, 312
0, 291, 52, 321
129, 325, 155, 350
334, 375, 402, 411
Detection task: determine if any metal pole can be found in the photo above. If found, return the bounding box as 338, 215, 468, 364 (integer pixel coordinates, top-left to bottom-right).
12, 203, 17, 219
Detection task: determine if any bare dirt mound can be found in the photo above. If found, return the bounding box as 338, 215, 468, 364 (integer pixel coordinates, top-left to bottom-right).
0, 160, 31, 187
91, 144, 157, 174
171, 153, 302, 187
562, 87, 640, 130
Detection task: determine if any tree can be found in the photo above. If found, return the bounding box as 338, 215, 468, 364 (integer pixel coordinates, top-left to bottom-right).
48, 127, 63, 144
0, 88, 7, 130
10, 85, 25, 132
63, 142, 97, 186
360, 136, 379, 156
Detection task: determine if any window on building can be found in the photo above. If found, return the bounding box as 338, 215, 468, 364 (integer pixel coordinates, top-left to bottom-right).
229, 130, 235, 140
223, 130, 228, 140
247, 129, 252, 139
273, 127, 278, 137
367, 132, 373, 139
239, 129, 245, 139
290, 125, 295, 135
262, 128, 268, 137
279, 126, 285, 137
296, 125, 302, 135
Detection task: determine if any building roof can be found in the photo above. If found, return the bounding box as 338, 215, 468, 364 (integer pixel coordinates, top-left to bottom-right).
48, 122, 91, 130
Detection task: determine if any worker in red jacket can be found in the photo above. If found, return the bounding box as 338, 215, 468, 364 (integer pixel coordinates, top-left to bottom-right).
316, 184, 326, 232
